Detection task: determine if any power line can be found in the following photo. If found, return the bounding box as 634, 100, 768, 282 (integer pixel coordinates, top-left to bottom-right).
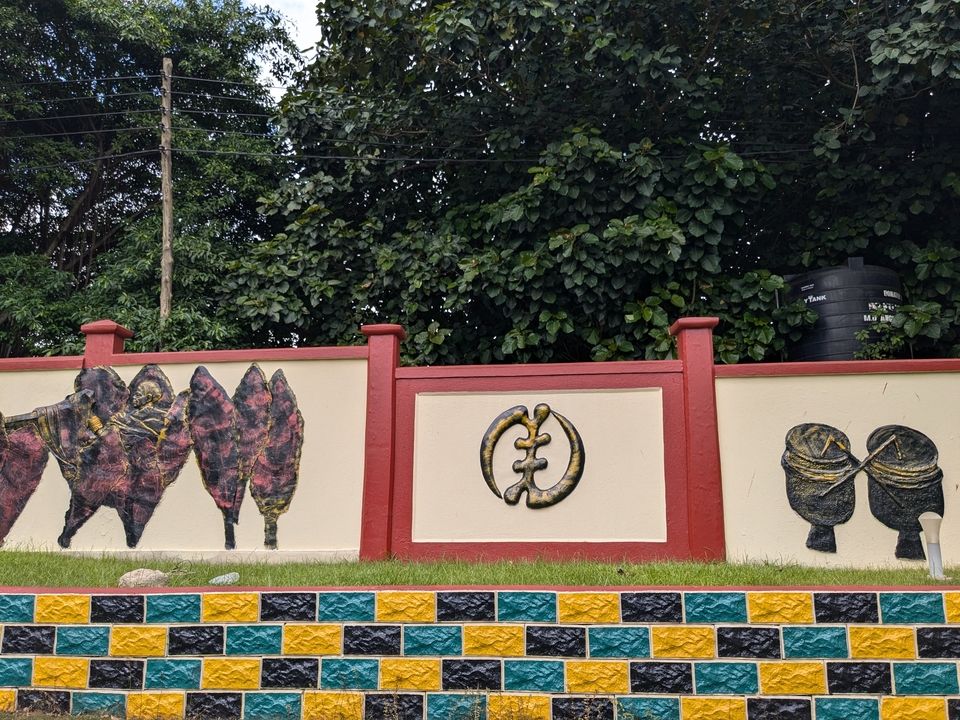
0, 74, 158, 89
171, 74, 288, 91
0, 108, 157, 125
2, 149, 155, 173
0, 91, 156, 109
174, 147, 540, 164
3, 126, 157, 140
172, 108, 274, 119
172, 90, 272, 105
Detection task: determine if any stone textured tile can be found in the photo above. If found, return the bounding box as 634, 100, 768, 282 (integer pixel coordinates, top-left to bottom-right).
126, 692, 185, 720
282, 625, 341, 655
949, 699, 960, 720
380, 658, 441, 691
681, 697, 747, 720
375, 591, 436, 623
684, 592, 747, 624
525, 625, 586, 657
588, 626, 650, 658
56, 626, 110, 656
566, 660, 629, 694
17, 689, 70, 714
816, 698, 880, 720
403, 625, 462, 656
426, 693, 486, 720
88, 659, 144, 689
168, 626, 224, 655
918, 628, 960, 658
71, 691, 126, 716
827, 662, 892, 694
621, 592, 682, 623
201, 594, 260, 623
320, 659, 379, 690
0, 658, 33, 686
146, 594, 201, 624
651, 626, 715, 659
497, 591, 556, 622
880, 697, 946, 720
558, 593, 620, 624
747, 698, 811, 720
630, 662, 693, 694
893, 662, 959, 695
945, 593, 960, 623
303, 691, 364, 720
618, 697, 680, 720
880, 593, 945, 624
260, 593, 316, 622
463, 625, 524, 656
145, 659, 201, 689
758, 661, 826, 695
694, 662, 758, 694
442, 659, 501, 690
91, 595, 144, 623
488, 694, 550, 720
849, 627, 916, 658
317, 592, 376, 622
0, 594, 34, 622
185, 691, 242, 719
109, 626, 166, 657
33, 657, 89, 688
503, 659, 565, 692
815, 593, 879, 623
225, 625, 282, 656
201, 659, 261, 690
1, 625, 55, 654
747, 592, 813, 624
35, 595, 90, 624
364, 693, 423, 720
783, 626, 848, 658
0, 689, 12, 712
260, 658, 319, 689
437, 592, 494, 622
716, 627, 780, 658
243, 692, 301, 720
343, 625, 401, 655
553, 697, 614, 720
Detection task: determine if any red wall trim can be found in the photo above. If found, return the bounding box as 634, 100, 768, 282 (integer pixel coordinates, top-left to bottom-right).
0, 356, 83, 372
716, 357, 960, 378
397, 360, 683, 379
107, 346, 368, 365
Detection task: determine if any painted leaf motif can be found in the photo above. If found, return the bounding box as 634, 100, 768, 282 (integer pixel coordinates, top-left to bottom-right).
234, 364, 270, 490
189, 366, 241, 521
0, 425, 48, 544
74, 367, 128, 425
251, 369, 304, 523
158, 390, 192, 486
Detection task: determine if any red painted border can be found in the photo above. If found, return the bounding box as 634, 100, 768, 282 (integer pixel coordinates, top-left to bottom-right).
0, 356, 83, 372
716, 357, 960, 377
397, 360, 683, 379
105, 346, 367, 365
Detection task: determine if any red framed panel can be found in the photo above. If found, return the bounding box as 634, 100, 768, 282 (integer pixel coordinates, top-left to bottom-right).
716, 357, 960, 378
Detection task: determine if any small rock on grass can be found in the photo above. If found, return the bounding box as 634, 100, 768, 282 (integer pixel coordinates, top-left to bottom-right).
118, 568, 170, 587
209, 572, 240, 585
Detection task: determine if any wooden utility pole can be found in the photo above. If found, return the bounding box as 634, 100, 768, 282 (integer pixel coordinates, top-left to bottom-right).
159, 56, 174, 321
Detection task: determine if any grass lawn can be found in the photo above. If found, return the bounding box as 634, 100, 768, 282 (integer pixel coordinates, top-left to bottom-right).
0, 550, 954, 587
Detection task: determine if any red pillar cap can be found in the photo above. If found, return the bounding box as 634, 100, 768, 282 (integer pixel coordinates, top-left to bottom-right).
668, 317, 719, 335
80, 319, 134, 339
361, 324, 406, 340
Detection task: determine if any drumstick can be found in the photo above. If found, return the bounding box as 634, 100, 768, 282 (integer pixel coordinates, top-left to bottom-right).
820, 435, 903, 508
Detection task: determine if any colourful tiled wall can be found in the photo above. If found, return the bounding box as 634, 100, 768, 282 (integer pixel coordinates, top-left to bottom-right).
1, 590, 959, 719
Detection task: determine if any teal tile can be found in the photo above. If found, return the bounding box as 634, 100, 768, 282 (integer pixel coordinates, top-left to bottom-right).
427, 694, 486, 720
783, 627, 848, 658
56, 626, 110, 656
880, 593, 944, 623
320, 658, 379, 690
317, 592, 375, 622
0, 594, 34, 622
815, 698, 879, 720
146, 594, 201, 623
244, 692, 301, 720
684, 592, 747, 623
404, 626, 462, 656
0, 658, 32, 686
503, 660, 564, 692
694, 662, 758, 694
894, 662, 959, 695
589, 627, 649, 658
618, 697, 680, 720
226, 625, 282, 655
497, 591, 556, 622
145, 659, 201, 689
71, 692, 126, 716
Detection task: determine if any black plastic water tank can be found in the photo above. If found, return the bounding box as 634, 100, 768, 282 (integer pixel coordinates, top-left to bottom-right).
785, 257, 902, 361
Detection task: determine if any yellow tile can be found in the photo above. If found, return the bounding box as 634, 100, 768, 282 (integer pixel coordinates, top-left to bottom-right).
566, 660, 629, 694
0, 689, 15, 712
944, 593, 960, 623
33, 658, 88, 689
283, 625, 342, 655
201, 658, 261, 689
747, 592, 813, 623
881, 697, 946, 720
35, 594, 90, 624
376, 591, 436, 622
201, 593, 259, 623
464, 625, 525, 656
652, 626, 715, 658
681, 697, 747, 720
303, 692, 363, 720
759, 662, 826, 695
850, 626, 915, 658
488, 694, 551, 720
380, 658, 441, 691
110, 626, 167, 657
128, 693, 185, 720
558, 593, 620, 623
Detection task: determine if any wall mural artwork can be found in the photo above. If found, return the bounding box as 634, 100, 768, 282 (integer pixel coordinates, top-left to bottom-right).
782, 423, 944, 560
0, 364, 303, 551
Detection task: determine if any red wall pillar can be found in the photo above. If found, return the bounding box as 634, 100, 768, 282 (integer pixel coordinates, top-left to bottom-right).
669, 317, 725, 560
359, 324, 405, 560
80, 319, 133, 367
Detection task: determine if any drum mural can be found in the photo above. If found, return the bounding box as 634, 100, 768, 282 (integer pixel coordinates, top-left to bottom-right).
0, 364, 303, 550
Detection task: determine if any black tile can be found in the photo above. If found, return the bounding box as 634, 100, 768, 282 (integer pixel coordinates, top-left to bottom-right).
1, 625, 55, 654
437, 592, 495, 622
826, 662, 891, 694
18, 690, 69, 714
185, 692, 243, 719
525, 626, 586, 657
260, 592, 316, 622
553, 697, 614, 720
441, 659, 501, 690
748, 698, 811, 720
261, 658, 319, 688
621, 592, 683, 623
948, 698, 960, 720
918, 628, 960, 658
89, 659, 144, 689
343, 625, 401, 655
91, 594, 145, 623
168, 626, 224, 655
814, 593, 879, 623
365, 694, 423, 720
630, 662, 693, 694
717, 627, 781, 658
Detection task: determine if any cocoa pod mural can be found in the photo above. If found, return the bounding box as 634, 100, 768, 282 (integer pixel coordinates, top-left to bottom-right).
0, 420, 49, 544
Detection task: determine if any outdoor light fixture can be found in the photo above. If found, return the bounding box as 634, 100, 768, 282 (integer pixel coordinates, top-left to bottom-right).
919, 512, 946, 580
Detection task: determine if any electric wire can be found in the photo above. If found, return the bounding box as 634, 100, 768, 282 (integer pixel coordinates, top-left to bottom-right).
0, 126, 157, 140
0, 74, 159, 88
4, 149, 155, 173
0, 108, 158, 125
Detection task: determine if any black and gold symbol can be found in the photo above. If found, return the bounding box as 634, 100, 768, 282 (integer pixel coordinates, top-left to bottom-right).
480, 404, 585, 509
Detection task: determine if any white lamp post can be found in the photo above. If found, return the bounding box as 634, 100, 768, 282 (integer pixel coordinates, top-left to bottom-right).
919, 512, 946, 580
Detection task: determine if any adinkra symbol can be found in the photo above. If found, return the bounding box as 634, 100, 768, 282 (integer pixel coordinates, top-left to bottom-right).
479, 403, 586, 509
